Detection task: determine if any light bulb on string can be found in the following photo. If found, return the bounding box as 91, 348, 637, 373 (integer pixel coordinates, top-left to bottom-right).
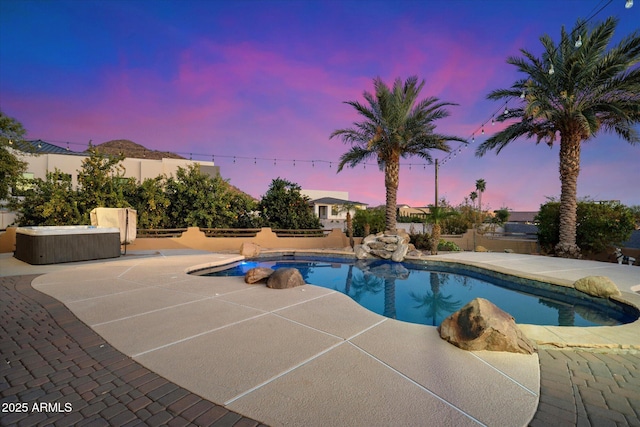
504, 107, 509, 115
625, 0, 633, 9
575, 35, 582, 48
491, 117, 495, 126
481, 126, 484, 135
549, 63, 555, 75
520, 90, 526, 99
254, 157, 257, 164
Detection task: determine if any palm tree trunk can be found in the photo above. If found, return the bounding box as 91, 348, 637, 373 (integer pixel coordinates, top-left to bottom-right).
384, 155, 400, 232
346, 212, 354, 248
383, 278, 396, 319
431, 222, 441, 255
555, 135, 581, 258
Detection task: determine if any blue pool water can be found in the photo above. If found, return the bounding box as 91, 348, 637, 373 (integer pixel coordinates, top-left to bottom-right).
195, 256, 637, 327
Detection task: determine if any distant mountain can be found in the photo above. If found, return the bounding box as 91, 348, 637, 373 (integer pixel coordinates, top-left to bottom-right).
93, 139, 185, 160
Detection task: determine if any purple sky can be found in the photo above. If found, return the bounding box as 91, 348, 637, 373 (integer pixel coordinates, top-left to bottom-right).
1, 0, 639, 211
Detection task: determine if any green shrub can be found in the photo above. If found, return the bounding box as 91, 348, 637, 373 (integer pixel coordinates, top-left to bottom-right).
536, 200, 635, 256
438, 240, 461, 252
409, 233, 432, 251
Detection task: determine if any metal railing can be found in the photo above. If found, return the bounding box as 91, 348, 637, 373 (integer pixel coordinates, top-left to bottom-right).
272, 229, 329, 238
136, 228, 188, 238
199, 228, 261, 238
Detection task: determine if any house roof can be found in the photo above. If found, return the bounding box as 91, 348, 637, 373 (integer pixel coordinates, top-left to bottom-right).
311, 197, 368, 206
13, 139, 86, 156
507, 211, 538, 223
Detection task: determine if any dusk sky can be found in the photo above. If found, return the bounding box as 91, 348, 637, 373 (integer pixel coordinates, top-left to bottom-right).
1, 0, 639, 211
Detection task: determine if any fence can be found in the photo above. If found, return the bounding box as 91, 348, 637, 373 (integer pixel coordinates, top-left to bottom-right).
125, 227, 353, 252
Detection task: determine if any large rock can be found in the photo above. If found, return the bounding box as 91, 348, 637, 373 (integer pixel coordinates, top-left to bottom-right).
439, 298, 535, 354
244, 267, 274, 284
354, 244, 371, 260
574, 276, 621, 298
240, 242, 261, 257
358, 232, 410, 262
266, 268, 305, 289
391, 242, 409, 262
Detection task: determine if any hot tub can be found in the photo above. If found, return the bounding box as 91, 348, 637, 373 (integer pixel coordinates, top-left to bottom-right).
15, 226, 121, 265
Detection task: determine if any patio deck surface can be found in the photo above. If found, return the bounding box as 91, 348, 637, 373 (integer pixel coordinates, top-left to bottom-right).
1, 250, 639, 426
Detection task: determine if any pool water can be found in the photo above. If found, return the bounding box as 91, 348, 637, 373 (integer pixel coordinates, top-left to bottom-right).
197, 256, 637, 327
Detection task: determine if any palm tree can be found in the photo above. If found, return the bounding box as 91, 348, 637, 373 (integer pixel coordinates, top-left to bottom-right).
331, 76, 466, 232
337, 201, 359, 248
475, 179, 486, 222
469, 191, 478, 224
422, 205, 458, 255
476, 18, 640, 258
469, 190, 478, 212
410, 272, 462, 326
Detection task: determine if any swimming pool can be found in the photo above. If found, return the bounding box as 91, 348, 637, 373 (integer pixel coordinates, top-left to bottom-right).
194, 255, 638, 327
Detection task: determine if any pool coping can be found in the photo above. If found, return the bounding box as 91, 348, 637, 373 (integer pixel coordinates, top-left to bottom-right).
189, 249, 640, 351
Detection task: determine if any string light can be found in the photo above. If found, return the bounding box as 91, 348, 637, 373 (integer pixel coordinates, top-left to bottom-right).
20, 0, 628, 179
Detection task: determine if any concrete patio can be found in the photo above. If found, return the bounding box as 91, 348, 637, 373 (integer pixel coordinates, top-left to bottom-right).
1, 250, 639, 426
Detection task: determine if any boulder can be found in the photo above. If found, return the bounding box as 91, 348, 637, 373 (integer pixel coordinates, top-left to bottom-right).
574, 276, 621, 298
363, 234, 378, 245
475, 246, 488, 252
244, 267, 274, 284
266, 268, 305, 289
391, 242, 409, 262
240, 242, 261, 257
354, 244, 371, 260
439, 298, 536, 354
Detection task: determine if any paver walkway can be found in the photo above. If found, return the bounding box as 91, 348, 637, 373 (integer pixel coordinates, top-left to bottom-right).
530, 349, 640, 427
1, 274, 266, 427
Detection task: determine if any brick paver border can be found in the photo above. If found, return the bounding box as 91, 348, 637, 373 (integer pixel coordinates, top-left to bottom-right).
0, 275, 267, 427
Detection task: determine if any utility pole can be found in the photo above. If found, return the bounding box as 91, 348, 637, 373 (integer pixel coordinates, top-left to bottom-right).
434, 159, 439, 209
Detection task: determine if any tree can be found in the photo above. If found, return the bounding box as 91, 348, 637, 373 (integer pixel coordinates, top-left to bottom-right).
337, 202, 360, 248
353, 207, 385, 237
131, 176, 171, 229
165, 164, 238, 228
0, 112, 28, 201
535, 199, 636, 257
331, 76, 465, 232
15, 170, 82, 226
258, 178, 321, 229
475, 178, 486, 221
423, 205, 458, 255
77, 146, 132, 221
476, 18, 640, 258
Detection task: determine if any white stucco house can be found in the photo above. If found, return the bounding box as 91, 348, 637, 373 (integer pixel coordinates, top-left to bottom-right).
301, 189, 368, 229
1, 140, 219, 228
